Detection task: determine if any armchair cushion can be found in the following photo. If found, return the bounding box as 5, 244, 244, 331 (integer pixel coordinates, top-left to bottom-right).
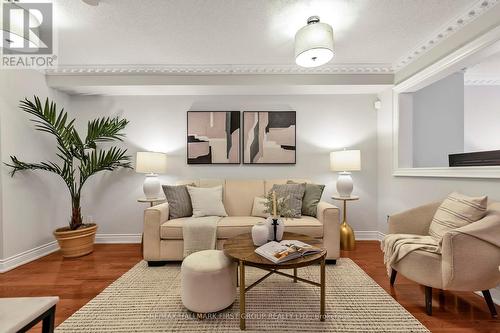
429, 192, 487, 244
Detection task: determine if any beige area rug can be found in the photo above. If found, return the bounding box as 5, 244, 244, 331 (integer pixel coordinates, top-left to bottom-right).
56, 259, 429, 332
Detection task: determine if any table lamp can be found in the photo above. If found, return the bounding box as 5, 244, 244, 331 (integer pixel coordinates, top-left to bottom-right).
330, 149, 361, 197
135, 152, 167, 199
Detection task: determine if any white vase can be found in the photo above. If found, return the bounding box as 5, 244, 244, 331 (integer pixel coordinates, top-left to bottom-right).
252, 221, 269, 246
266, 217, 285, 241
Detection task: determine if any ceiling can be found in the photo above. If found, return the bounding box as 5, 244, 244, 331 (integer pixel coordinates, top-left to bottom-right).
51, 0, 494, 71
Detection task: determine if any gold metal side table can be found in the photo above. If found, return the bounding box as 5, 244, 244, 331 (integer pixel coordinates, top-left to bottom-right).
332, 195, 359, 251
137, 197, 165, 207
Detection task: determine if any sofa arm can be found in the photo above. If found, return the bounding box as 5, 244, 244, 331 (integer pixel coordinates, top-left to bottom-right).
317, 201, 340, 260
441, 216, 500, 291
143, 202, 169, 261
388, 202, 440, 235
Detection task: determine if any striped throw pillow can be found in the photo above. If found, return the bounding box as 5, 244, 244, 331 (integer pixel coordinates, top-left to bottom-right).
429, 192, 487, 243
162, 184, 196, 219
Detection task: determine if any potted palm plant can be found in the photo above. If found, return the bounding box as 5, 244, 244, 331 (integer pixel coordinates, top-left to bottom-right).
6, 96, 132, 258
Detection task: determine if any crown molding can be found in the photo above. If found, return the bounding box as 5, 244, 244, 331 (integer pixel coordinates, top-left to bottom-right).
465, 77, 500, 85
392, 0, 500, 71
44, 63, 395, 76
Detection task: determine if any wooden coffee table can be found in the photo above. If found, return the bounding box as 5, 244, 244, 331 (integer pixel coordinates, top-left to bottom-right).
223, 232, 327, 330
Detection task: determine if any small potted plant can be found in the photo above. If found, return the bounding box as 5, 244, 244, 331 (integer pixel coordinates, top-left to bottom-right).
262, 191, 294, 241
6, 96, 131, 258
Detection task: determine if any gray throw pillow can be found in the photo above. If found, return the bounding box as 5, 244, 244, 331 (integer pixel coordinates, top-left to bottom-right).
287, 181, 325, 217
271, 183, 306, 218
162, 184, 195, 219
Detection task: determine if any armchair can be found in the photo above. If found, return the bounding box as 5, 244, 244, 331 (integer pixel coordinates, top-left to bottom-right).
387, 202, 500, 317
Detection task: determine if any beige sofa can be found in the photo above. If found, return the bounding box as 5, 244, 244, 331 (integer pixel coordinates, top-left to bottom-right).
143, 179, 340, 265
388, 201, 500, 317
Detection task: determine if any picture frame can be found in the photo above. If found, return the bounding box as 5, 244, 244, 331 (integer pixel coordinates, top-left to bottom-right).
187, 111, 241, 164
242, 111, 296, 164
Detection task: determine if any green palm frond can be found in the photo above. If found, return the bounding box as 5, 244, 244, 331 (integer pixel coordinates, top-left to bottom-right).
85, 117, 129, 148
79, 147, 132, 187
6, 156, 62, 176
19, 96, 76, 156
5, 96, 132, 230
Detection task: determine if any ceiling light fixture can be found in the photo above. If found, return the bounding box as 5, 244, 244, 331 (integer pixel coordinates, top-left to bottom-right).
295, 16, 334, 68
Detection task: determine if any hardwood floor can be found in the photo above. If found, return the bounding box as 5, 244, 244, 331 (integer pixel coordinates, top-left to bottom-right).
0, 241, 498, 332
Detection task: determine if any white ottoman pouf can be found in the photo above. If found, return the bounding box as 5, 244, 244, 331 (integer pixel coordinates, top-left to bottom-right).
181, 250, 236, 314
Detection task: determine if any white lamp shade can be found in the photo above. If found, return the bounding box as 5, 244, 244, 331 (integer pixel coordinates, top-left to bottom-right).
135, 152, 167, 174
330, 150, 361, 172
295, 18, 334, 68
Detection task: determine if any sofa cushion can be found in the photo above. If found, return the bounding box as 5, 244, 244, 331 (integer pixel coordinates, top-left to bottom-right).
271, 183, 306, 218
162, 184, 194, 219
224, 180, 265, 216
264, 179, 311, 194
161, 216, 324, 240
251, 196, 269, 218
217, 216, 323, 239
287, 180, 325, 217
187, 185, 228, 218
161, 216, 266, 240
282, 216, 324, 238
217, 216, 266, 239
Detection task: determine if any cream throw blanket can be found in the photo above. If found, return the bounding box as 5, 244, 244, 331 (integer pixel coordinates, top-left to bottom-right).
381, 234, 440, 275
381, 217, 500, 276
182, 216, 221, 257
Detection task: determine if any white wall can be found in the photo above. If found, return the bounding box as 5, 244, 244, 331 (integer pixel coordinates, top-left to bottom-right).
67, 94, 379, 235
464, 85, 500, 152
0, 70, 69, 261
377, 88, 500, 233
412, 72, 464, 167
397, 94, 414, 168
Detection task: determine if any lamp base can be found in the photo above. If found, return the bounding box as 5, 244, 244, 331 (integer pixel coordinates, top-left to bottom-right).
143, 174, 161, 199
336, 172, 353, 197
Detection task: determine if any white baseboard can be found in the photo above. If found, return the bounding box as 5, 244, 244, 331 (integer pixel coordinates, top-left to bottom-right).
0, 240, 59, 273
0, 233, 142, 273
355, 230, 385, 241
95, 233, 142, 244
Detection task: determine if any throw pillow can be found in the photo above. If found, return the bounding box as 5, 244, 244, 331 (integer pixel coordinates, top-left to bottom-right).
287, 180, 325, 217
162, 184, 195, 219
429, 192, 487, 243
187, 185, 228, 218
251, 196, 269, 218
271, 183, 306, 218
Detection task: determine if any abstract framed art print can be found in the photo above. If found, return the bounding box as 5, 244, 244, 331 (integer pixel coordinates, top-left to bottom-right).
243, 111, 296, 164
187, 111, 241, 164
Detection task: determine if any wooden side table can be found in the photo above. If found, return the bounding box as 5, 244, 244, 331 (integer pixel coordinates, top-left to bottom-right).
332, 195, 359, 251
